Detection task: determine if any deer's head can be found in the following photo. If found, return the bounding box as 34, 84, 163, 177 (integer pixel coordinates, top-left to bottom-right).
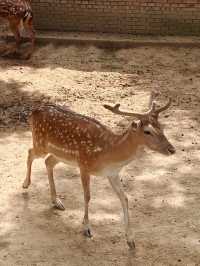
104, 92, 175, 156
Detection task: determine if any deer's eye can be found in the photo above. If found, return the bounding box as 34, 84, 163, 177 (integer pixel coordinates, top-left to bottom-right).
144, 130, 151, 135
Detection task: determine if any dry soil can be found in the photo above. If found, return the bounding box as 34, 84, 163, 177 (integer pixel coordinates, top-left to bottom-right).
0, 41, 200, 266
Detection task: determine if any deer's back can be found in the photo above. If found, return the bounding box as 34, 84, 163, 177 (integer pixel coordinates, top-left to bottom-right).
0, 0, 31, 18
30, 105, 117, 167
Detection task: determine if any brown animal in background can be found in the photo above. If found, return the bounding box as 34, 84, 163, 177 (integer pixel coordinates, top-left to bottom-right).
0, 0, 35, 59
23, 92, 175, 249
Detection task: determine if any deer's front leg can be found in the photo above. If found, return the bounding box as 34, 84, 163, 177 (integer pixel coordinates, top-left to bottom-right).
80, 170, 92, 238
45, 155, 65, 210
108, 175, 135, 249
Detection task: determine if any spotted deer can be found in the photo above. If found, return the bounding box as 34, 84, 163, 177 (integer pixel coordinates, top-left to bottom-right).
23, 92, 175, 249
0, 0, 35, 59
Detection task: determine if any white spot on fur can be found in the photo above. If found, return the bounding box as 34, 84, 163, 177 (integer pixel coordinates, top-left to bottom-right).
94, 147, 102, 152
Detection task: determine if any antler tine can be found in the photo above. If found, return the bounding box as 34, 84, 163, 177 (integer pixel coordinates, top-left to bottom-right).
155, 97, 172, 114
103, 103, 121, 113
149, 91, 160, 108
103, 104, 144, 119
149, 101, 156, 113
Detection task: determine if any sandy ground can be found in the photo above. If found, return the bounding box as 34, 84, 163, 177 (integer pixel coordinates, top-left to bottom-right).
0, 40, 200, 266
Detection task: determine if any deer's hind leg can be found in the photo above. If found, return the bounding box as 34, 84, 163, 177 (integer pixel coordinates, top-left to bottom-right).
80, 169, 92, 237
45, 154, 65, 211
23, 147, 44, 189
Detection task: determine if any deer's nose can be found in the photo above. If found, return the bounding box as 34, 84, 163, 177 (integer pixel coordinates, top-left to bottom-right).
167, 145, 176, 155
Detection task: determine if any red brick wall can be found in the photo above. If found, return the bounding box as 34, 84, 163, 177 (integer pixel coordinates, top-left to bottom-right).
1, 1, 200, 35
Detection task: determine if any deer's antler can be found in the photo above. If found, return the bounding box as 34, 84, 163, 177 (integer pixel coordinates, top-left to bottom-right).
104, 91, 171, 120
154, 98, 172, 115
149, 91, 171, 116
103, 103, 145, 120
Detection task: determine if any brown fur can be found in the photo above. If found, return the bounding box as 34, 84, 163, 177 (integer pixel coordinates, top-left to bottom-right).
23, 94, 175, 248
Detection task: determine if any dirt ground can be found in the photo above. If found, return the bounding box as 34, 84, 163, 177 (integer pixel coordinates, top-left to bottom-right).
0, 40, 200, 266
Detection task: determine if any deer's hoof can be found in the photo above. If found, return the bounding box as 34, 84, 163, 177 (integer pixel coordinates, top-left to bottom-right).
84, 228, 92, 238
127, 240, 136, 250
53, 198, 65, 211
22, 180, 31, 189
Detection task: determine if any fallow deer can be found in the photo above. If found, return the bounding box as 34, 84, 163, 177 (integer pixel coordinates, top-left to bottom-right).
22, 92, 175, 249
0, 0, 35, 59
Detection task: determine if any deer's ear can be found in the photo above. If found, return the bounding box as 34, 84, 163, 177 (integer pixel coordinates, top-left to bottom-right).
131, 121, 137, 131
137, 120, 143, 128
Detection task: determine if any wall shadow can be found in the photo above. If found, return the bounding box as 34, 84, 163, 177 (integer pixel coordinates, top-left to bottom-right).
0, 78, 61, 132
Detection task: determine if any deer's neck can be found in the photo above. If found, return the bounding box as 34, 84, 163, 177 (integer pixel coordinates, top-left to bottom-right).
107, 127, 144, 163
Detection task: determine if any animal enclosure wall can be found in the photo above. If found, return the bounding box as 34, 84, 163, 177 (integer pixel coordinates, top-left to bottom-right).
31, 0, 200, 35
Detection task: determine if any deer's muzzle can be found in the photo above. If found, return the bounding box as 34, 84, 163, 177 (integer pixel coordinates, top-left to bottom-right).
167, 144, 176, 155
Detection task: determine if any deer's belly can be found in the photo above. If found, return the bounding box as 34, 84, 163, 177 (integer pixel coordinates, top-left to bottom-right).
53, 155, 78, 167
48, 142, 79, 167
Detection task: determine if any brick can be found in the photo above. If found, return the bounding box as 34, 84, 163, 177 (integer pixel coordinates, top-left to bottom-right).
1, 0, 200, 35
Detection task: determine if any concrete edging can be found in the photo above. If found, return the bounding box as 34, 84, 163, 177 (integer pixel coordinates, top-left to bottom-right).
2, 31, 200, 48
